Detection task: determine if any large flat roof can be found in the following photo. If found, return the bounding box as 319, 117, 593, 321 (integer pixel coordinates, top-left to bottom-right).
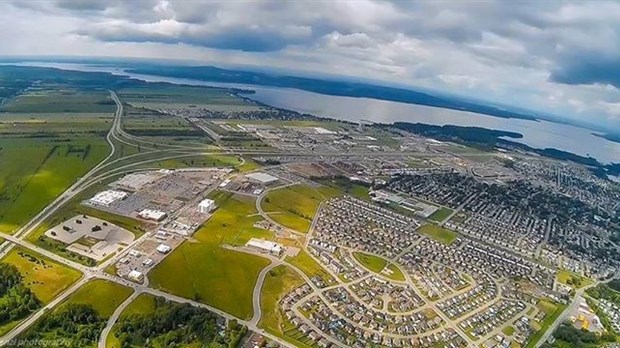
246, 172, 279, 183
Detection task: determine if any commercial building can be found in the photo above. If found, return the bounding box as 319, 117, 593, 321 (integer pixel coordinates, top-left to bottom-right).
89, 190, 128, 206
157, 244, 172, 254
246, 238, 283, 255
138, 209, 167, 221
128, 270, 144, 282
198, 198, 216, 213
246, 172, 279, 184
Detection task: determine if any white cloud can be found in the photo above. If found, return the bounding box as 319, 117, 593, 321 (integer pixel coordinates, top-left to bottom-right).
0, 0, 619, 129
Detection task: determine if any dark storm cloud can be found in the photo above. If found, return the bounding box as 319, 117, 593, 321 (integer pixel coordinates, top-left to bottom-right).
551, 54, 620, 89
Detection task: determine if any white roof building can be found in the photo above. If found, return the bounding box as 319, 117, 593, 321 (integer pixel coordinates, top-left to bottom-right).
246, 238, 283, 255
198, 198, 216, 214
128, 270, 144, 282
138, 209, 167, 221
157, 244, 172, 254
246, 172, 279, 184
89, 190, 128, 206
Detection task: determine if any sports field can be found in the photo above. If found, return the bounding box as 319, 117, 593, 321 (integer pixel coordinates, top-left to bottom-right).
417, 223, 458, 244
149, 191, 271, 319
262, 184, 342, 233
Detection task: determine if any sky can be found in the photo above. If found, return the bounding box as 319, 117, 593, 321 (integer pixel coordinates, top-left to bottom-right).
1, 0, 619, 130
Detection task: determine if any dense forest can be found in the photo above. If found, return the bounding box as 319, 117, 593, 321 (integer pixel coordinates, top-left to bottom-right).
12, 303, 106, 348
116, 299, 247, 348
0, 263, 40, 326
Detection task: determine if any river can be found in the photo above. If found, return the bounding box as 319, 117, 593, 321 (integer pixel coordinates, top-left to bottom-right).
8, 62, 620, 163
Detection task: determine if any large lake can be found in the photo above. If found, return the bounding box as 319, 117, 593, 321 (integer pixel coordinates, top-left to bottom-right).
11, 62, 620, 163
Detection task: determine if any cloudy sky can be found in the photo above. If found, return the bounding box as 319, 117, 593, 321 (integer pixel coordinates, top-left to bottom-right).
1, 0, 619, 129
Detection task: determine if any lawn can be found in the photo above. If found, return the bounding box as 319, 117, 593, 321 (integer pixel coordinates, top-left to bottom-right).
502, 325, 515, 336
149, 191, 271, 320
384, 263, 406, 281
259, 265, 312, 347
1, 247, 81, 304
417, 223, 458, 244
556, 269, 593, 289
353, 251, 388, 273
428, 207, 453, 222
285, 249, 335, 285
62, 279, 133, 318
262, 184, 342, 233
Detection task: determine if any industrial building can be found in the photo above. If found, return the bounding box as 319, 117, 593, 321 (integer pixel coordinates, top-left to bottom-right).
89, 190, 128, 206
157, 244, 172, 254
198, 198, 216, 213
246, 238, 283, 255
138, 209, 167, 221
128, 270, 144, 282
246, 172, 279, 184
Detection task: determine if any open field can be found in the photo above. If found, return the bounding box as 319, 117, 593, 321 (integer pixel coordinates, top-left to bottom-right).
62, 279, 133, 318
259, 265, 314, 348
262, 184, 342, 233
149, 191, 271, 319
285, 249, 335, 285
525, 300, 567, 348
428, 207, 453, 222
315, 177, 370, 201
1, 88, 116, 114
417, 223, 458, 244
1, 247, 81, 304
0, 137, 109, 233
556, 269, 594, 289
118, 85, 259, 112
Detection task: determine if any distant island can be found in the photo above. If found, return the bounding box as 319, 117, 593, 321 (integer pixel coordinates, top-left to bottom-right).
126, 64, 540, 122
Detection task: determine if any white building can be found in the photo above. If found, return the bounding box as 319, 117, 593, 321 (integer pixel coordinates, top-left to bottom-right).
157, 244, 172, 254
246, 238, 283, 255
138, 209, 167, 221
246, 172, 279, 184
198, 198, 216, 214
89, 190, 128, 206
128, 270, 144, 282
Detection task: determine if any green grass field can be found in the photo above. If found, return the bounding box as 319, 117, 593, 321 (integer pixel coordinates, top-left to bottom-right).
428, 207, 453, 222
417, 223, 458, 244
0, 137, 109, 233
62, 279, 133, 318
556, 269, 593, 289
149, 191, 271, 319
525, 300, 568, 348
1, 247, 81, 304
262, 184, 342, 233
259, 265, 311, 346
285, 249, 335, 285
353, 251, 388, 273
384, 263, 406, 281
118, 85, 258, 112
